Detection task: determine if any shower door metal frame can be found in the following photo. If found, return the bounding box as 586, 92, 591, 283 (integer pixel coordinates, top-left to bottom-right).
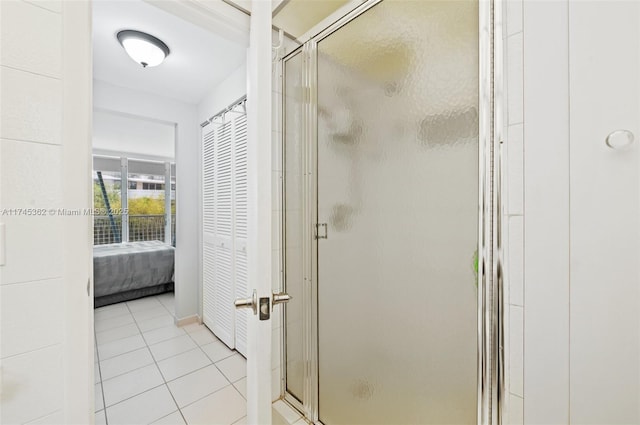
280, 0, 503, 423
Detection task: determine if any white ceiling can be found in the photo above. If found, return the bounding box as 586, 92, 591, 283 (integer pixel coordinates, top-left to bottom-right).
92, 0, 247, 104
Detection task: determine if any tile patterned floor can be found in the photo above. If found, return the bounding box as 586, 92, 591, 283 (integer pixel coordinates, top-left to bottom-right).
94, 293, 248, 425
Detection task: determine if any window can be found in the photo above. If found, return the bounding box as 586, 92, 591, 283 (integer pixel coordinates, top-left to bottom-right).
93, 170, 122, 245
129, 173, 167, 242
93, 157, 176, 245
141, 182, 164, 190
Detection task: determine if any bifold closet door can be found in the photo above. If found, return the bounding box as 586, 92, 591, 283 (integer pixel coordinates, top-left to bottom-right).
233, 113, 249, 357
202, 113, 249, 354
203, 123, 235, 348
315, 1, 479, 423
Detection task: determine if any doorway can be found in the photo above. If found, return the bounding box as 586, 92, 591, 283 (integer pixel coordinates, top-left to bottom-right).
281, 0, 499, 423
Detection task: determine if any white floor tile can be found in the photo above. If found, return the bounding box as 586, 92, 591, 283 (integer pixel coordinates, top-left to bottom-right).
107, 386, 177, 425
233, 377, 247, 400
95, 362, 101, 384
181, 385, 246, 425
157, 348, 211, 381
167, 365, 229, 408
102, 364, 164, 407
143, 325, 186, 346
25, 411, 65, 425
98, 334, 146, 360
156, 292, 174, 302
95, 314, 135, 333
160, 300, 176, 315
151, 410, 186, 425
163, 301, 175, 312
99, 347, 154, 381
216, 354, 247, 383
188, 328, 218, 346
232, 417, 247, 425
95, 410, 107, 425
138, 314, 175, 333
93, 296, 252, 425
95, 323, 140, 345
157, 295, 174, 306
149, 334, 197, 361
132, 306, 171, 322
95, 303, 130, 321
95, 383, 104, 412
126, 296, 163, 312
180, 323, 207, 334
201, 340, 235, 363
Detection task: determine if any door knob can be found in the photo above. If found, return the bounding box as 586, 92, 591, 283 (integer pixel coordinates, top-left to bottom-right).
272, 292, 291, 310
272, 292, 291, 304
234, 289, 257, 315
235, 290, 290, 318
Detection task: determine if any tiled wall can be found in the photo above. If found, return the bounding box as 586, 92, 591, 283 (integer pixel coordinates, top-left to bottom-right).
0, 1, 67, 423
503, 0, 524, 423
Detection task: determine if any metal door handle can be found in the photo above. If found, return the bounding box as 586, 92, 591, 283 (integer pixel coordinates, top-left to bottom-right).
234, 290, 257, 315
272, 292, 291, 308
235, 290, 290, 317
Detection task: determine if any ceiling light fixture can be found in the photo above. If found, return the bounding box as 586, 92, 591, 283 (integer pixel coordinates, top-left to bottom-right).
116, 30, 170, 68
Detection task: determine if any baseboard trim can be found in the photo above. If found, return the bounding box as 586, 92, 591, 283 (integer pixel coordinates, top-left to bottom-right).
176, 314, 201, 327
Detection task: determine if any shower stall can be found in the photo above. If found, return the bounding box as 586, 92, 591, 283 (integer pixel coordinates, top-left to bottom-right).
280, 0, 500, 423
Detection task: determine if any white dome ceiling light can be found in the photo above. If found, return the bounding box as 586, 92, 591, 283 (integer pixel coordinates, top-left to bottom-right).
117, 30, 170, 68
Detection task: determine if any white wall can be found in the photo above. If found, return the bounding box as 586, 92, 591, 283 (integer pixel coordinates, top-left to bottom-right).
198, 63, 247, 123
94, 79, 200, 321
93, 109, 175, 160
503, 1, 571, 422
0, 1, 93, 423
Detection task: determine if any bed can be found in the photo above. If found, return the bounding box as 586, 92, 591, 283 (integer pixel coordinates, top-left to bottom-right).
94, 241, 175, 308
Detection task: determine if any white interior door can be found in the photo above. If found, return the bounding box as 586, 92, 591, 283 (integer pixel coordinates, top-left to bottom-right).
569, 2, 640, 423
244, 1, 274, 423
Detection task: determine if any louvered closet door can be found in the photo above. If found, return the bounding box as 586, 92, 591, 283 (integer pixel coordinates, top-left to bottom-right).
202, 126, 217, 341
233, 114, 248, 356
202, 123, 235, 348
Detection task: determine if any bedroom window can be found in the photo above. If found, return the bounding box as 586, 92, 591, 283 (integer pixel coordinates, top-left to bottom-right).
93, 169, 123, 245
129, 172, 168, 243
93, 156, 175, 246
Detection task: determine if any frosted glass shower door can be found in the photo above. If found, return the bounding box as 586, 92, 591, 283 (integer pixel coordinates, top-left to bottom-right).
316, 1, 479, 423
